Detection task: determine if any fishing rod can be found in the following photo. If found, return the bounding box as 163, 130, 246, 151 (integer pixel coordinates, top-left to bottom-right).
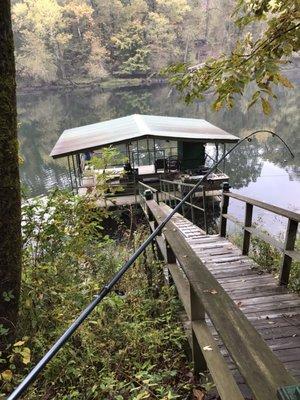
8, 130, 294, 400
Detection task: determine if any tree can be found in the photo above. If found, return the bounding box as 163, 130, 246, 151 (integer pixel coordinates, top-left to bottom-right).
165, 0, 299, 114
0, 0, 22, 346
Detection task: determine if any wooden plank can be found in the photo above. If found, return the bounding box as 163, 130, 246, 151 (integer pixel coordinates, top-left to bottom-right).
285, 250, 300, 262
224, 192, 300, 222
193, 321, 244, 400
245, 226, 284, 251
222, 213, 243, 227
167, 263, 191, 318
146, 199, 297, 399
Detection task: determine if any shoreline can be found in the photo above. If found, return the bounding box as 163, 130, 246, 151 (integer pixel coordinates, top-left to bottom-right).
17, 77, 166, 95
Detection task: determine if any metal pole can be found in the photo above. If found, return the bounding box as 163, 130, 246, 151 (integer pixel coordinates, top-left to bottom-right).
8, 130, 294, 400
72, 155, 79, 193
202, 186, 207, 233
67, 156, 74, 192
147, 136, 151, 165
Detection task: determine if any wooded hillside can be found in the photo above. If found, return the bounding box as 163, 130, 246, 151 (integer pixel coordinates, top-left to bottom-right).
12, 0, 237, 86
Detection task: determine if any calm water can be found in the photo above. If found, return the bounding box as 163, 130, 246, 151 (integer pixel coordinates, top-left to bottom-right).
18, 70, 300, 236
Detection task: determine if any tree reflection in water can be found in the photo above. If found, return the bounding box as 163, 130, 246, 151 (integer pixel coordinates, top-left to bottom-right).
18, 69, 299, 197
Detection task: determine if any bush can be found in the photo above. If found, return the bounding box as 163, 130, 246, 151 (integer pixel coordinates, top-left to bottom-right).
0, 190, 193, 399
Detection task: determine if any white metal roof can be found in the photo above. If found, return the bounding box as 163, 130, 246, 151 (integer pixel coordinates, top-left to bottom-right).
50, 114, 239, 158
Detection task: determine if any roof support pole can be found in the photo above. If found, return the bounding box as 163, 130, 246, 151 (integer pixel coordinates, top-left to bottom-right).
147, 136, 151, 165
223, 143, 226, 173
67, 156, 74, 192
215, 143, 219, 162
71, 154, 79, 194
136, 140, 140, 167
126, 143, 131, 165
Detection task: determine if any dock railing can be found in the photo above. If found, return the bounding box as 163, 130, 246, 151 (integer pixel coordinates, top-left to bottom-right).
219, 184, 300, 286
141, 195, 297, 400
159, 178, 208, 232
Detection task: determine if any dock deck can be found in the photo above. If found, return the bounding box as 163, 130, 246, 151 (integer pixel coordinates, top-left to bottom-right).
141, 194, 300, 399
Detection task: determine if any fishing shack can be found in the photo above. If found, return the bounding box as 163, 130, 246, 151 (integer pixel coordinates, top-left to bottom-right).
50, 114, 239, 203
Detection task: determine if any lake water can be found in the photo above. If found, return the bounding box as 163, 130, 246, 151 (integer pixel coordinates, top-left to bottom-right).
18, 70, 300, 236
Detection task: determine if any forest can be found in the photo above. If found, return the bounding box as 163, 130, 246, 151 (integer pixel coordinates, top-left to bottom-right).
12, 0, 237, 86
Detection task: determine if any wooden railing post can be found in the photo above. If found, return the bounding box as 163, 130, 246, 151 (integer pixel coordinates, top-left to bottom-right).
202, 186, 208, 234
173, 183, 176, 208
190, 286, 207, 373
220, 183, 230, 237
242, 202, 253, 255
279, 218, 298, 286
190, 193, 195, 224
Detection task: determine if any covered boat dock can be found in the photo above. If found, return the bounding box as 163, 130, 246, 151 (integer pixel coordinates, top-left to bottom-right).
50, 114, 239, 198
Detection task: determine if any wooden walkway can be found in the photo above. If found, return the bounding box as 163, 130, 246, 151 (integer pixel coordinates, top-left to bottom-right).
167, 206, 300, 374
142, 198, 300, 399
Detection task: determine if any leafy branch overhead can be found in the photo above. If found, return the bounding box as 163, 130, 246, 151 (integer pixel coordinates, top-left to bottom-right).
165, 0, 299, 114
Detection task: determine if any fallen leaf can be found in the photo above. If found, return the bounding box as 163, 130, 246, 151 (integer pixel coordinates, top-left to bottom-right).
13, 340, 25, 347
1, 369, 13, 382
20, 347, 31, 365
236, 301, 242, 308
203, 345, 213, 351
193, 388, 205, 400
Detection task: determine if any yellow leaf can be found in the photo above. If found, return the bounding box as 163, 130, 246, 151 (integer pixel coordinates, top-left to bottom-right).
213, 101, 223, 111
261, 98, 271, 115
13, 340, 25, 347
1, 369, 13, 382
276, 74, 294, 89
21, 347, 31, 365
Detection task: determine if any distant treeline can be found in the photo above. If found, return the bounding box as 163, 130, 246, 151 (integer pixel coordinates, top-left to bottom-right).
12, 0, 237, 86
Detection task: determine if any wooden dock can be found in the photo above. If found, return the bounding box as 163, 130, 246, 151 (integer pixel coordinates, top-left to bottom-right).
140, 193, 300, 399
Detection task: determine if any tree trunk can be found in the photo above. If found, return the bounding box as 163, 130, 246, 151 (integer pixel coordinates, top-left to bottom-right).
0, 0, 22, 347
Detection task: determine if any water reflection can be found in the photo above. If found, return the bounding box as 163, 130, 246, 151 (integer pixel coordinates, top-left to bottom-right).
18, 69, 300, 233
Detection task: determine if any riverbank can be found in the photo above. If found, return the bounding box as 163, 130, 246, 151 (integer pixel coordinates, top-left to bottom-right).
17, 76, 165, 95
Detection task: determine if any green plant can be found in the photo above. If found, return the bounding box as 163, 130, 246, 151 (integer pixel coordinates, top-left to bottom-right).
230, 233, 300, 293
0, 189, 197, 399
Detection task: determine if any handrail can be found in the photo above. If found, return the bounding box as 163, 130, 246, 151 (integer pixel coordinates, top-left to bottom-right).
138, 181, 159, 203
220, 188, 299, 286
138, 181, 158, 193
224, 191, 300, 222
8, 130, 294, 399
144, 199, 296, 400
